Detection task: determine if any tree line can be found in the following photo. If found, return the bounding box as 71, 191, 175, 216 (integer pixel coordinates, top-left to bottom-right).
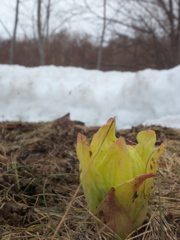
0, 0, 179, 71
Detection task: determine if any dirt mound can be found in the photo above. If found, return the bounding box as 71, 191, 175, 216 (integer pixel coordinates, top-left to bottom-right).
0, 114, 179, 239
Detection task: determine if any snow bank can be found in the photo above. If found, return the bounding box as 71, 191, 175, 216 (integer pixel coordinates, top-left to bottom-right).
0, 64, 179, 129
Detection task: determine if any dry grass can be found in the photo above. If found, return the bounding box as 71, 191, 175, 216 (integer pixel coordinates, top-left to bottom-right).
0, 116, 179, 239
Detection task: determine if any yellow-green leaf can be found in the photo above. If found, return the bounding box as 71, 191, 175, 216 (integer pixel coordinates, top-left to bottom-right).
115, 173, 155, 224
144, 139, 167, 196
76, 133, 106, 212
97, 137, 133, 190
90, 118, 117, 168
135, 130, 156, 165
76, 133, 91, 175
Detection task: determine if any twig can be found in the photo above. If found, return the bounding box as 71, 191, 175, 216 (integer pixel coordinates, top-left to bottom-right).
157, 173, 165, 240
11, 153, 20, 190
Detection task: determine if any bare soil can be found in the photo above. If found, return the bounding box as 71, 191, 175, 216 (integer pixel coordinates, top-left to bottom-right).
0, 114, 179, 239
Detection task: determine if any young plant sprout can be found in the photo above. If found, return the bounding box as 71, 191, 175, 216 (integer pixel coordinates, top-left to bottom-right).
76, 118, 167, 239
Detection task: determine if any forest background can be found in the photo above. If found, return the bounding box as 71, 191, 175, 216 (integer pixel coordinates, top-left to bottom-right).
0, 0, 180, 71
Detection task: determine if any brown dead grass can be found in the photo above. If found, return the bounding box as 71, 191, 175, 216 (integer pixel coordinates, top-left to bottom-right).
0, 115, 179, 239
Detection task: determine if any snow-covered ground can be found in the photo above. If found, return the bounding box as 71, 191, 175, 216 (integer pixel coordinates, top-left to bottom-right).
0, 64, 180, 130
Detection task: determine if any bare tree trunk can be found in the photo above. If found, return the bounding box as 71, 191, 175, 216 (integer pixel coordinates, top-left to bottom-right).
160, 0, 176, 64
45, 0, 51, 44
37, 0, 45, 65
10, 0, 20, 64
97, 0, 106, 70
